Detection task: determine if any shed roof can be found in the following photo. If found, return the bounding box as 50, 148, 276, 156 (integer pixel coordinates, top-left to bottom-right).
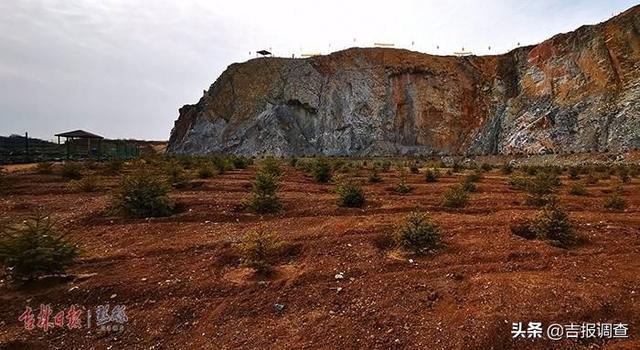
54, 130, 104, 139
256, 50, 272, 56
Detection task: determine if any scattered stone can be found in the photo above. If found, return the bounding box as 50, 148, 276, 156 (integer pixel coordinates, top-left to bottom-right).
273, 303, 285, 313
75, 273, 98, 281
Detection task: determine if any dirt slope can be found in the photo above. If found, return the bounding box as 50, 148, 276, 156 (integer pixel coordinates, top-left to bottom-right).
1, 164, 639, 349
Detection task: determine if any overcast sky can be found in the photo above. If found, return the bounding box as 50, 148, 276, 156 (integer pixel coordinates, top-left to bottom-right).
0, 0, 637, 141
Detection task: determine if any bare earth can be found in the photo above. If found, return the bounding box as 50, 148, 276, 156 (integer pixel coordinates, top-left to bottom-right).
0, 164, 639, 349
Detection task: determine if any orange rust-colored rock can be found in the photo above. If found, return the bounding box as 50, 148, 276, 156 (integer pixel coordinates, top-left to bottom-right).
168, 5, 640, 156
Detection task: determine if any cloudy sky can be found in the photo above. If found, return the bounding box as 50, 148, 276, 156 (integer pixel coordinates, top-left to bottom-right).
0, 0, 637, 141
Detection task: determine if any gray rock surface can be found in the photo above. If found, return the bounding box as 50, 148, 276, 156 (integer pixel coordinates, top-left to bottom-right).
167, 6, 640, 156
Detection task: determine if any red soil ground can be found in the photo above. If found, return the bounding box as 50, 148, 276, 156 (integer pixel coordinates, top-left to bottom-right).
0, 163, 639, 349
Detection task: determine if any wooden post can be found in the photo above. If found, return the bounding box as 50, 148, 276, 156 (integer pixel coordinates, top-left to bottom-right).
25, 132, 30, 162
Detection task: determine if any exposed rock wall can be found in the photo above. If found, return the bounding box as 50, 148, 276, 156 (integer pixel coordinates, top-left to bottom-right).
167, 6, 640, 156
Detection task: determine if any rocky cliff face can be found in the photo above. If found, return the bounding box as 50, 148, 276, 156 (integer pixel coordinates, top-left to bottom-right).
168, 6, 640, 156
